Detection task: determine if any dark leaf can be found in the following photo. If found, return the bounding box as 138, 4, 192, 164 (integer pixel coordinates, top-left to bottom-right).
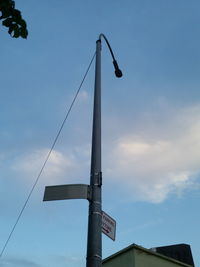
12, 9, 21, 21
8, 22, 18, 36
0, 0, 13, 10
8, 24, 14, 34
10, 0, 15, 8
13, 27, 20, 38
18, 18, 26, 27
19, 27, 28, 39
2, 17, 12, 27
0, 5, 12, 18
1, 0, 28, 39
7, 22, 15, 34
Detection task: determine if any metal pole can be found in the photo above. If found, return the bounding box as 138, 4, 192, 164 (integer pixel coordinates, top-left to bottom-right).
43, 33, 122, 267
86, 38, 102, 267
86, 34, 122, 267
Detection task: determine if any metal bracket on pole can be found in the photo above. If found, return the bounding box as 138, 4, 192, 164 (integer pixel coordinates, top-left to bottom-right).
97, 172, 102, 187
43, 184, 91, 201
92, 172, 102, 187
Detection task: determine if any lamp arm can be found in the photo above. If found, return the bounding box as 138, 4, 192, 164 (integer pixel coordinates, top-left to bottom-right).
98, 33, 123, 78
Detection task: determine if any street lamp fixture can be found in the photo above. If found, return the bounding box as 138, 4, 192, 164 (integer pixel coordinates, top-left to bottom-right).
43, 33, 123, 267
86, 33, 122, 267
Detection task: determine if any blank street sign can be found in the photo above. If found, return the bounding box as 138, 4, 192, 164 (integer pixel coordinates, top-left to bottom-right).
43, 184, 91, 201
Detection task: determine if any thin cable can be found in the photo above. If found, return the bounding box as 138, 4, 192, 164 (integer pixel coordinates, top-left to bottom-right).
0, 52, 96, 258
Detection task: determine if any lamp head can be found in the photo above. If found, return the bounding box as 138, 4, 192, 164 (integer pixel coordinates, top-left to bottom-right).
115, 68, 123, 78
113, 60, 123, 78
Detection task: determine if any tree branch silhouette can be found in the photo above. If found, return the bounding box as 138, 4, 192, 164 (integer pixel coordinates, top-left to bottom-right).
0, 0, 28, 38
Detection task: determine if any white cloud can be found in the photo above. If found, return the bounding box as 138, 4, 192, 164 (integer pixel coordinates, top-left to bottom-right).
78, 90, 89, 102
105, 104, 200, 203
10, 104, 200, 203
12, 149, 75, 184
12, 144, 91, 187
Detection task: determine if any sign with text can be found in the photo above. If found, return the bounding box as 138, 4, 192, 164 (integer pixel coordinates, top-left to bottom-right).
102, 211, 116, 241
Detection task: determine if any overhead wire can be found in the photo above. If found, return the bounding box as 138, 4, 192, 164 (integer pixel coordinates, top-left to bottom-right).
0, 51, 96, 258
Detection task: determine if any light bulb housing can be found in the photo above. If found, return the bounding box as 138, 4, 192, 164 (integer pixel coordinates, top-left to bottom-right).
113, 60, 123, 78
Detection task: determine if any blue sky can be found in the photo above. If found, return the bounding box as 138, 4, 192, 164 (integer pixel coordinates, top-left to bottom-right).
0, 0, 200, 266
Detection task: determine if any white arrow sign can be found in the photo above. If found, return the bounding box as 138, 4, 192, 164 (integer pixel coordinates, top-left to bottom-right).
102, 211, 116, 241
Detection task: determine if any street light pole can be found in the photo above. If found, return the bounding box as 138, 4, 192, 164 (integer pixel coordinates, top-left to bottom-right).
86, 38, 102, 267
43, 33, 122, 267
86, 34, 122, 267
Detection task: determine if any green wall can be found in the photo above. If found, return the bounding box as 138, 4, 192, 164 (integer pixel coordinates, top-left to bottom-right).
134, 249, 187, 267
103, 246, 190, 267
103, 249, 134, 267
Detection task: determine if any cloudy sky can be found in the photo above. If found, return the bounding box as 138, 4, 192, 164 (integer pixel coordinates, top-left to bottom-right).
0, 0, 200, 266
